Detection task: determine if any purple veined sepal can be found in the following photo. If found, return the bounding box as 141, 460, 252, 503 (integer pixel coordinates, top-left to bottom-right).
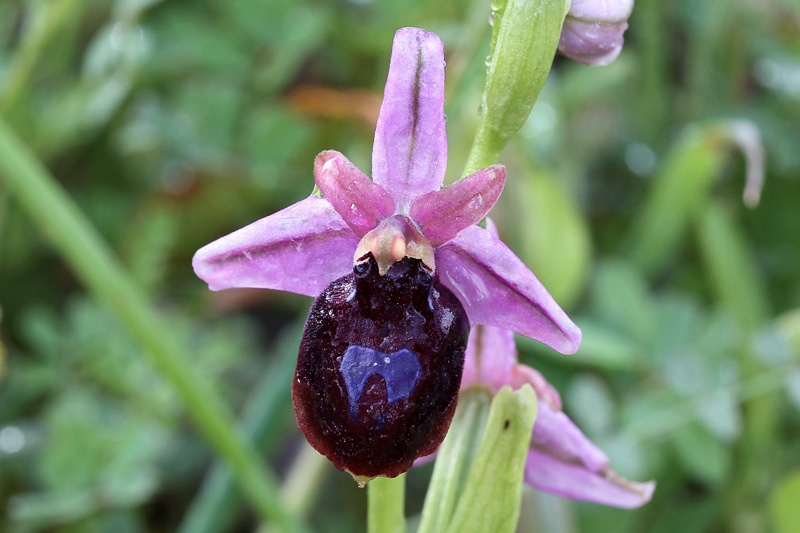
435, 225, 582, 355
372, 28, 448, 213
526, 402, 655, 509
192, 196, 358, 297
419, 322, 655, 509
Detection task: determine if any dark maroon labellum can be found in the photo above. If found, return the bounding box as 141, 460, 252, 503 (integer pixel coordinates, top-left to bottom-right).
293, 255, 469, 480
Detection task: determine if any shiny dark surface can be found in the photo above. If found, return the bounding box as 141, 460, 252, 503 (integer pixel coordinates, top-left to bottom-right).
293, 255, 469, 479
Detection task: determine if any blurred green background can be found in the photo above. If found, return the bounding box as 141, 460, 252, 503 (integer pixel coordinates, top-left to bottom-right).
1, 0, 800, 531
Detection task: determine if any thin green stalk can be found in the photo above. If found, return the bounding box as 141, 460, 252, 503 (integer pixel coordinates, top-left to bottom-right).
279, 443, 329, 517
258, 443, 330, 533
179, 324, 303, 533
635, 0, 670, 144
463, 123, 507, 178
368, 475, 406, 533
696, 202, 775, 530
462, 0, 568, 177
0, 119, 302, 532
0, 0, 85, 116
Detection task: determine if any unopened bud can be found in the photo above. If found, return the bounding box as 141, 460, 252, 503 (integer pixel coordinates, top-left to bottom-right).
558, 0, 633, 66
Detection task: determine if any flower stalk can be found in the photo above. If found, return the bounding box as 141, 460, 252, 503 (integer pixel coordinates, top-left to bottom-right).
464, 0, 570, 176
0, 119, 301, 532
367, 475, 406, 533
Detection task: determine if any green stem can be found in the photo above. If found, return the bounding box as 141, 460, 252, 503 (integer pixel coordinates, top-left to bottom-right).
696, 202, 775, 530
463, 122, 506, 177
179, 324, 303, 533
279, 443, 329, 517
368, 475, 406, 533
0, 119, 302, 532
461, 0, 568, 177
258, 443, 330, 533
635, 0, 670, 145
0, 0, 85, 116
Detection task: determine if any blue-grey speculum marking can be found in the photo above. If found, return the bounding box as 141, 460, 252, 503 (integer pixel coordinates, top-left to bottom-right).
340, 345, 421, 418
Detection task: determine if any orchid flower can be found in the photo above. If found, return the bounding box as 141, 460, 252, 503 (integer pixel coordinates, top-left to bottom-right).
193, 28, 580, 481
458, 223, 654, 508
558, 0, 633, 66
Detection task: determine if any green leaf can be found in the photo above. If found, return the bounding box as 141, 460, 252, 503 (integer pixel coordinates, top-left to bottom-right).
672, 422, 729, 486
179, 323, 303, 533
418, 389, 491, 533
567, 374, 617, 436
696, 201, 769, 331
565, 320, 640, 370
516, 169, 592, 310
770, 471, 800, 533
626, 124, 735, 276
0, 113, 301, 532
517, 319, 640, 371
776, 309, 800, 354
446, 386, 537, 533
591, 259, 658, 345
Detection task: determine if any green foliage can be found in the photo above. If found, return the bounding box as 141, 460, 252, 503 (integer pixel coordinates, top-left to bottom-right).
420, 387, 537, 533
770, 471, 800, 533
1, 0, 800, 531
514, 168, 592, 310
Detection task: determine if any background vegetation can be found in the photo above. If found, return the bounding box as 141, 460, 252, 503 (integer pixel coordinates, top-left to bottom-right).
1, 0, 799, 531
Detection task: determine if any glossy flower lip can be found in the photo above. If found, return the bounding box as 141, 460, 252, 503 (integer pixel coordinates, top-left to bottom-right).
192, 27, 581, 355
558, 0, 633, 66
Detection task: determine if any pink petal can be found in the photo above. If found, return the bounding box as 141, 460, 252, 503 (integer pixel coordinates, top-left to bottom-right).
558, 0, 633, 66
435, 226, 581, 354
192, 196, 358, 297
372, 27, 447, 212
526, 403, 655, 508
314, 150, 395, 237
568, 0, 633, 22
410, 165, 506, 247
461, 325, 516, 393
413, 451, 436, 468
558, 19, 629, 66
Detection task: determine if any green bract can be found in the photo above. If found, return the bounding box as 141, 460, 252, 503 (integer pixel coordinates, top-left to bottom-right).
465, 0, 570, 174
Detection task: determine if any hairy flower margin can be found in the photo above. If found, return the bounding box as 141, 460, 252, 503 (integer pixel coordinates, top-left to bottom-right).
558, 0, 633, 66
193, 27, 651, 506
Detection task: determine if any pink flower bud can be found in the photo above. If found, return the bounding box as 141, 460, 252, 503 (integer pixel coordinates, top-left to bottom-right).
558, 0, 633, 66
